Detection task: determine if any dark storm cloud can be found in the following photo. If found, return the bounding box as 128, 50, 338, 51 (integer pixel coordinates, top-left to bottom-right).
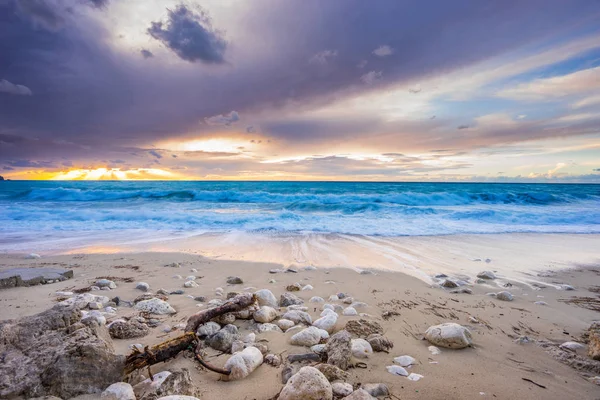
147, 4, 227, 64
140, 49, 154, 59
1, 0, 599, 165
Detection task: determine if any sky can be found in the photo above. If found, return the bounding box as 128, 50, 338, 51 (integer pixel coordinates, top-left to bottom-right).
1, 0, 600, 182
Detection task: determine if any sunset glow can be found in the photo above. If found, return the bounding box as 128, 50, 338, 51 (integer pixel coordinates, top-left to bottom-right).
48, 168, 179, 181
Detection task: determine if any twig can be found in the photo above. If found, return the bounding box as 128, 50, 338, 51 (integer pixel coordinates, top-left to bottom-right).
522, 378, 546, 389
194, 350, 231, 376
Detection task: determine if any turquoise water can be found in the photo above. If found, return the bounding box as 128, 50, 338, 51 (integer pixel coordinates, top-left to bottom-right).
0, 181, 599, 248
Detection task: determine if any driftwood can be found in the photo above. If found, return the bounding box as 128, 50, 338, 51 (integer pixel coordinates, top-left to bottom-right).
124, 293, 257, 375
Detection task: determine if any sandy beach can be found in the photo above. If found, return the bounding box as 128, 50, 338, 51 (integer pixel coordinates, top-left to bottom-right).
1, 233, 599, 400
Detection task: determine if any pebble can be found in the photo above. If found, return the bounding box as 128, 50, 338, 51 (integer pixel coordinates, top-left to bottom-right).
309, 296, 325, 303
424, 323, 472, 349
100, 382, 135, 400
287, 283, 303, 292
280, 292, 304, 307
135, 282, 150, 292
197, 322, 221, 338
342, 306, 358, 316
55, 291, 73, 296
359, 270, 374, 275
560, 284, 575, 291
313, 312, 338, 334
407, 373, 424, 381
350, 301, 368, 309
190, 268, 198, 273
255, 289, 278, 308
343, 297, 354, 304
194, 296, 206, 302
477, 270, 496, 279
258, 323, 284, 333
328, 295, 339, 301
283, 310, 313, 325
100, 287, 111, 291
166, 262, 181, 268
224, 346, 263, 379
185, 275, 196, 281
172, 275, 182, 279
534, 301, 548, 306
351, 338, 373, 358
170, 289, 184, 295
183, 281, 198, 288
428, 345, 441, 355
269, 269, 283, 274
285, 268, 298, 273
278, 366, 333, 400
90, 286, 100, 291
332, 382, 353, 397
441, 279, 459, 288
88, 302, 102, 310
496, 291, 514, 301
96, 279, 117, 289
303, 266, 318, 271
253, 306, 278, 323
226, 276, 244, 285
386, 365, 408, 376
362, 383, 389, 397
134, 298, 176, 314
277, 319, 296, 331
302, 284, 314, 291
310, 343, 327, 355
25, 253, 41, 259
290, 327, 329, 346
393, 355, 416, 367
265, 353, 282, 367
560, 341, 585, 350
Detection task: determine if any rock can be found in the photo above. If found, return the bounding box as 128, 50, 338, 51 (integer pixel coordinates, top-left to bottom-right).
560, 341, 585, 351
135, 282, 150, 291
560, 284, 575, 291
232, 305, 258, 319
361, 383, 389, 397
257, 323, 283, 333
0, 304, 124, 399
134, 298, 176, 314
55, 291, 73, 296
286, 283, 302, 292
108, 319, 149, 339
133, 371, 172, 399
424, 323, 472, 349
342, 307, 358, 316
285, 268, 298, 273
278, 366, 333, 400
277, 319, 296, 331
269, 269, 282, 274
345, 319, 383, 338
183, 281, 198, 288
212, 312, 236, 325
193, 296, 206, 302
351, 338, 373, 358
0, 267, 73, 289
314, 363, 349, 382
350, 301, 367, 309
207, 325, 239, 353
56, 292, 109, 309
227, 276, 243, 285
367, 334, 394, 352
407, 373, 424, 381
166, 262, 181, 268
156, 396, 199, 400
328, 295, 339, 301
343, 297, 354, 304
287, 353, 321, 363
309, 296, 325, 303
265, 353, 282, 367
326, 330, 352, 370
386, 365, 408, 376
280, 293, 304, 307
477, 271, 496, 279
224, 346, 263, 380
101, 382, 135, 400
496, 291, 514, 301
332, 382, 353, 397
82, 310, 107, 326
26, 253, 42, 259
313, 312, 338, 334
534, 301, 548, 306
321, 308, 337, 317
343, 389, 376, 399
589, 323, 600, 360
311, 344, 327, 355
88, 302, 102, 310
282, 310, 312, 325
288, 304, 309, 311
441, 279, 458, 288
96, 279, 117, 289
393, 355, 416, 367
255, 289, 278, 308
302, 284, 314, 291
428, 345, 441, 355
140, 369, 201, 400
451, 288, 473, 294
290, 327, 329, 346
253, 306, 278, 323
197, 321, 221, 338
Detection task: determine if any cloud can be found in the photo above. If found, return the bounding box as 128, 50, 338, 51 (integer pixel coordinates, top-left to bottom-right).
15, 0, 65, 31
309, 50, 338, 65
148, 4, 227, 64
86, 0, 109, 8
205, 111, 240, 126
373, 45, 393, 57
457, 125, 470, 130
0, 79, 32, 96
246, 125, 256, 133
360, 70, 382, 84
594, 168, 600, 172
572, 94, 600, 109
140, 49, 154, 59
148, 150, 162, 159
408, 84, 421, 94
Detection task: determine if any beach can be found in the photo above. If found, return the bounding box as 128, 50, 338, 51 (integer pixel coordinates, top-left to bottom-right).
1, 232, 600, 399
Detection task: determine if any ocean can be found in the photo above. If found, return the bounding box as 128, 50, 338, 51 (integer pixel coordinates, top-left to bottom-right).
1, 181, 599, 251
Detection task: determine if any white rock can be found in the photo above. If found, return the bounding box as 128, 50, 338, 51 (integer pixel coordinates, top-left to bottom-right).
328, 295, 339, 301
197, 321, 221, 338
82, 310, 106, 325
253, 306, 278, 323
156, 396, 200, 400
407, 373, 424, 381
428, 345, 441, 355
424, 323, 472, 349
560, 284, 575, 291
208, 299, 223, 306
350, 301, 368, 308
476, 271, 496, 280
320, 308, 337, 317
283, 310, 313, 325
393, 355, 416, 367
255, 289, 278, 308
190, 268, 198, 273
55, 291, 73, 296
58, 293, 109, 309
90, 286, 100, 291
342, 307, 358, 316
310, 344, 327, 355
26, 253, 41, 259
331, 382, 353, 397
172, 275, 182, 279
88, 302, 102, 310
277, 319, 296, 331
278, 366, 333, 400
184, 280, 198, 288
134, 298, 176, 314
322, 304, 335, 311
312, 312, 338, 334
309, 296, 325, 303
534, 301, 548, 306
133, 371, 171, 397
560, 341, 585, 350
224, 346, 264, 380
96, 279, 117, 289
287, 305, 308, 311
351, 338, 373, 358
243, 332, 256, 343
101, 382, 135, 400
185, 275, 196, 281
343, 297, 354, 304
290, 327, 329, 346
135, 282, 150, 292
257, 323, 283, 333
386, 365, 408, 376
496, 291, 514, 301
302, 284, 314, 291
